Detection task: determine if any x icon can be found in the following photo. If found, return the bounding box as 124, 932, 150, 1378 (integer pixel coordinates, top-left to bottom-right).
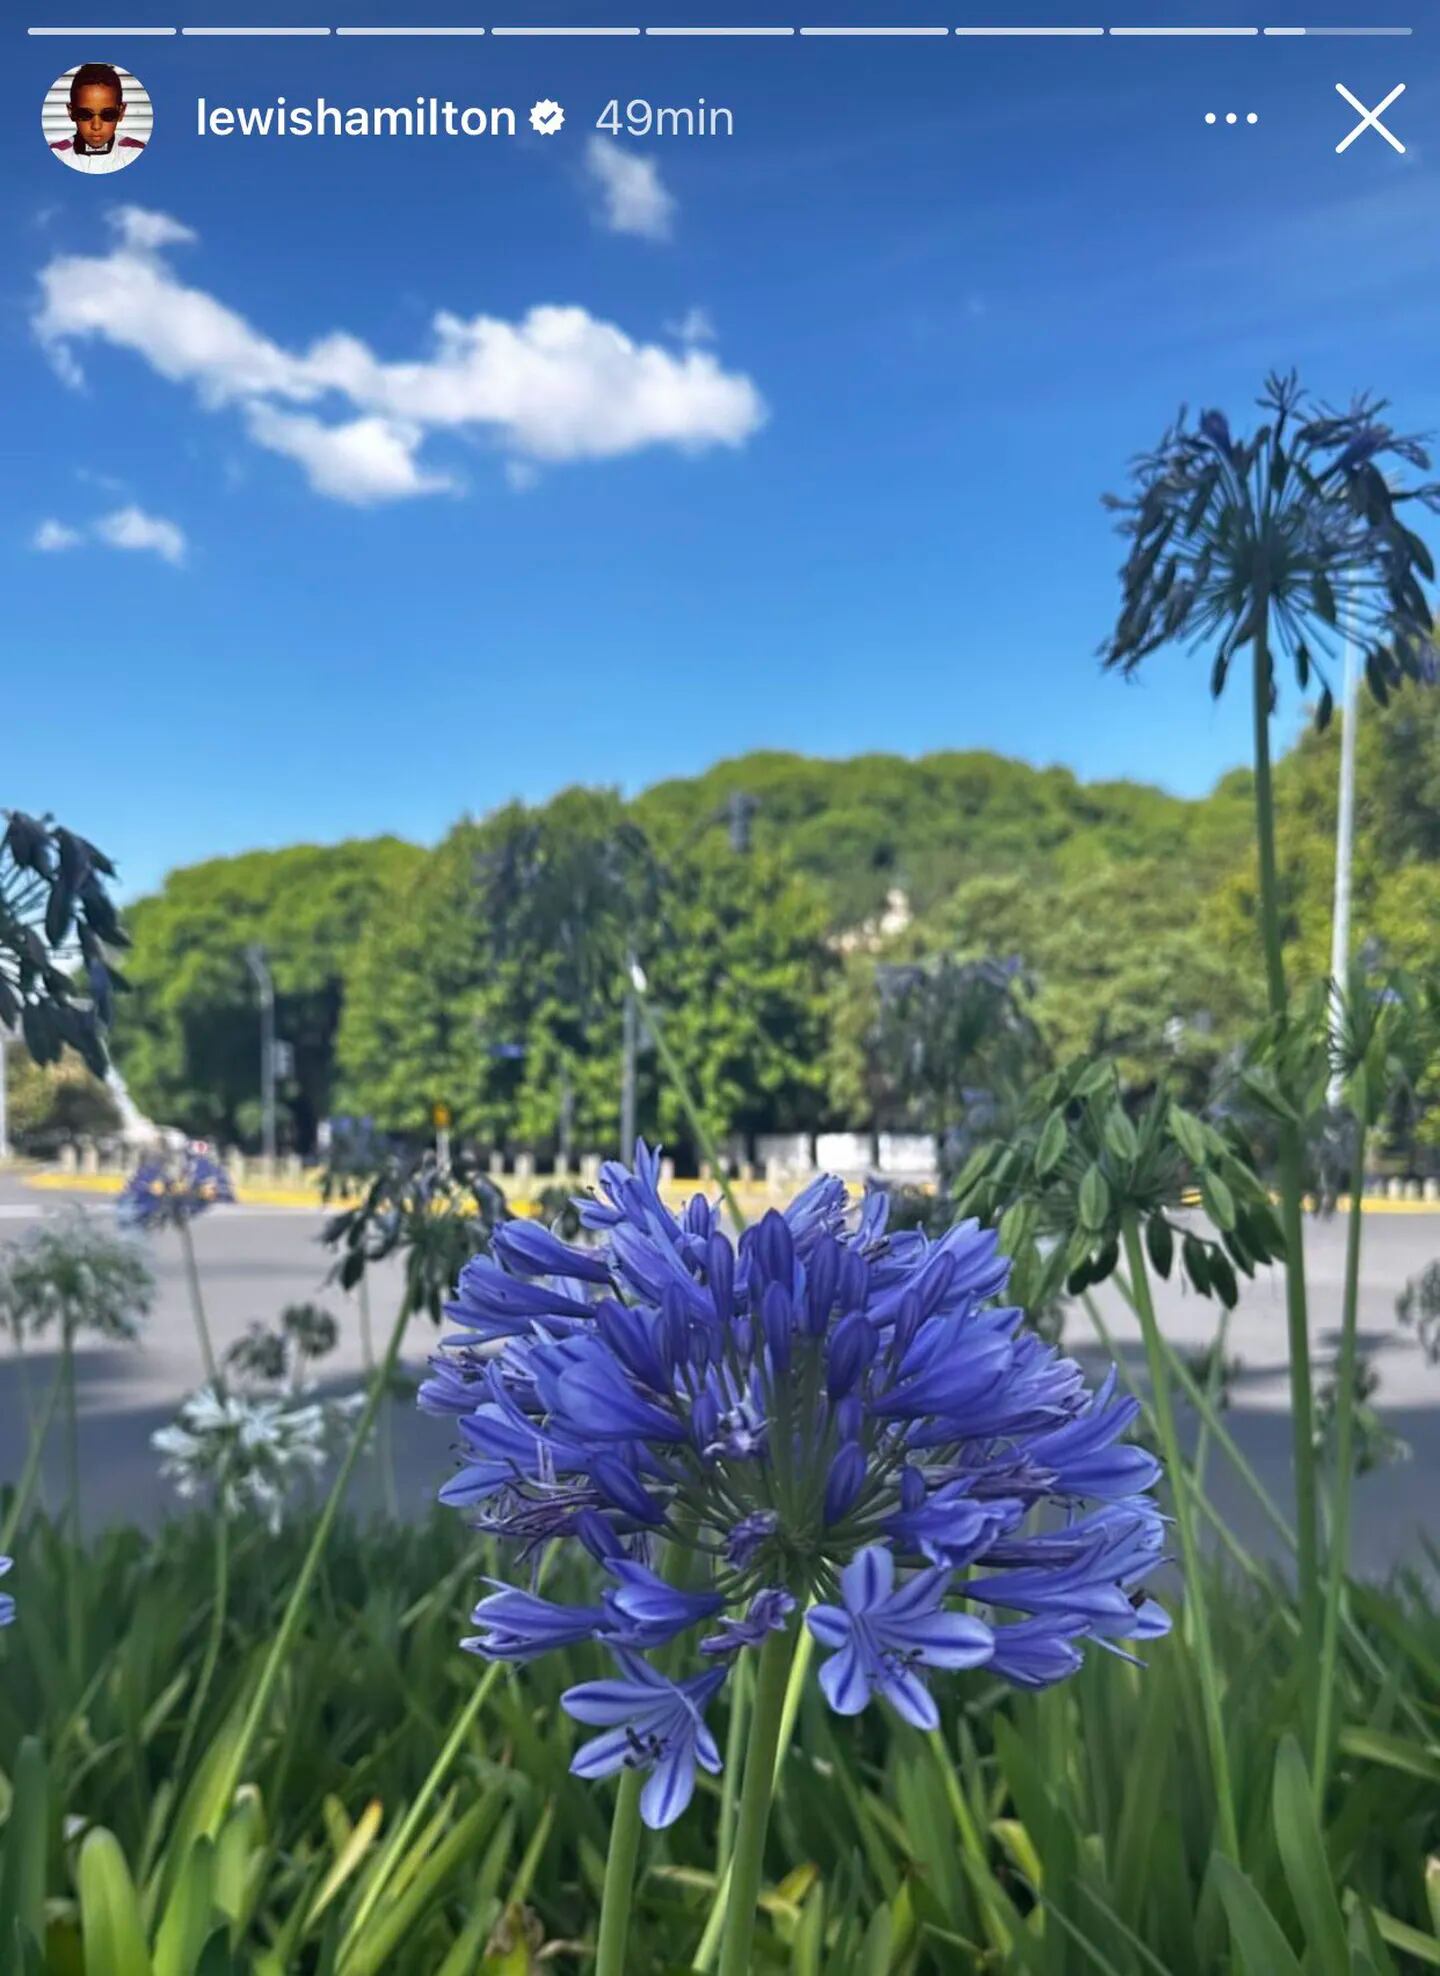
1335, 82, 1406, 155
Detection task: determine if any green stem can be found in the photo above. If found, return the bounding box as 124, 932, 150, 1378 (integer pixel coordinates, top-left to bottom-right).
14, 1333, 34, 1435
358, 1275, 397, 1520
62, 1324, 80, 1542
0, 1354, 66, 1555
927, 1726, 1012, 1956
595, 1766, 644, 1976
178, 1217, 220, 1385
176, 1491, 230, 1777
339, 1659, 505, 1965
206, 1295, 413, 1830
694, 1624, 812, 1973
632, 988, 747, 1231
716, 1643, 750, 1877
717, 1623, 796, 1976
1092, 1285, 1296, 1551
1312, 1129, 1367, 1807
1251, 623, 1320, 1716
1083, 1292, 1285, 1605
62, 1324, 83, 1685
1193, 1301, 1231, 1493
1119, 1212, 1239, 1860
1086, 1286, 1430, 1743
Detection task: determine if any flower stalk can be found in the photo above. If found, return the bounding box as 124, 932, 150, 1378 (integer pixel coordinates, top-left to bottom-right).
595, 1766, 645, 1976
175, 1471, 231, 1776
717, 1621, 798, 1976
1119, 1211, 1239, 1861
0, 1354, 66, 1556
178, 1216, 220, 1386
1312, 1124, 1367, 1806
1252, 626, 1322, 1733
206, 1293, 412, 1830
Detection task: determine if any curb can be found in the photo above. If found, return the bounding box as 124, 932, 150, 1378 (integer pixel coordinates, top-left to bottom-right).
19, 1168, 1439, 1216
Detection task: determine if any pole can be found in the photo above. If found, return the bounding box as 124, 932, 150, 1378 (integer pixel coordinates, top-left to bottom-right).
0, 1023, 10, 1162
620, 947, 638, 1165
1327, 615, 1360, 1108
245, 945, 277, 1165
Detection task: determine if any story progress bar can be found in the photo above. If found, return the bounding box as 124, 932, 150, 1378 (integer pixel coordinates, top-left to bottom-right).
22, 23, 1418, 38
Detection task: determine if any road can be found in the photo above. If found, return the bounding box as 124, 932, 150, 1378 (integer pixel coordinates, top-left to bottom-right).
1, 1173, 1437, 1572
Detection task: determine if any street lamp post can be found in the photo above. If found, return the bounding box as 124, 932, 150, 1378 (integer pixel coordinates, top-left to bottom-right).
244, 944, 277, 1165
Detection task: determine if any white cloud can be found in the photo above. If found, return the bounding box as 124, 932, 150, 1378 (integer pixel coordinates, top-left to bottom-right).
32, 518, 81, 551
666, 306, 716, 344
33, 206, 764, 504
110, 206, 198, 253
94, 504, 187, 564
584, 138, 677, 241
245, 406, 456, 505
29, 504, 187, 564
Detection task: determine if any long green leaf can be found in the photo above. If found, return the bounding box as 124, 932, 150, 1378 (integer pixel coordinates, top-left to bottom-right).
1210, 1854, 1303, 1976
0, 1738, 48, 1953
1272, 1737, 1348, 1976
152, 1839, 216, 1976
1339, 1726, 1440, 1786
78, 1827, 153, 1976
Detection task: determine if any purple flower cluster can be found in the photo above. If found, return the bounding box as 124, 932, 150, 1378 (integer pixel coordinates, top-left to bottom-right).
118, 1150, 235, 1231
423, 1146, 1167, 1827
0, 1556, 13, 1629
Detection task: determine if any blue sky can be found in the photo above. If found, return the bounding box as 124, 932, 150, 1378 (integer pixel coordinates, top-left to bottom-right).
2, 2, 1433, 896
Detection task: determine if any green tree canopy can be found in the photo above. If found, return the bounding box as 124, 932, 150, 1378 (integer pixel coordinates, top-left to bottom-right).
334, 800, 835, 1161
107, 683, 1437, 1154
112, 837, 423, 1151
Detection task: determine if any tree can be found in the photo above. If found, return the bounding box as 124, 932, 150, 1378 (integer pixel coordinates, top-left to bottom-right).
870, 953, 1042, 1177
111, 838, 422, 1151
3, 1050, 122, 1156
337, 802, 836, 1160
643, 842, 834, 1154
635, 747, 1203, 926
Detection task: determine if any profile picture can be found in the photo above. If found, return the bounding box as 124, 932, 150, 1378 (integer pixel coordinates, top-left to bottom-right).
44, 62, 152, 175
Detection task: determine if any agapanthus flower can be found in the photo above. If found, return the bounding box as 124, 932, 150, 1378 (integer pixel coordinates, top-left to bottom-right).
0, 1556, 14, 1628
153, 1378, 363, 1533
424, 1145, 1167, 1827
119, 1150, 234, 1231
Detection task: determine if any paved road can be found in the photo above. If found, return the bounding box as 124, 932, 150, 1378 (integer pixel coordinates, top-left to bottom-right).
2, 1173, 1437, 1572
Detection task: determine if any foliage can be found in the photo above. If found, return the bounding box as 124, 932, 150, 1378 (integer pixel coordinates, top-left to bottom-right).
634, 747, 1203, 927
109, 837, 423, 1153
1397, 1260, 1440, 1366
1313, 1357, 1410, 1480
858, 954, 1042, 1177
99, 676, 1438, 1159
953, 1054, 1285, 1315
0, 811, 127, 1077
1, 1507, 1439, 1972
335, 807, 836, 1159
321, 1144, 509, 1325
1, 1050, 121, 1156
641, 841, 833, 1148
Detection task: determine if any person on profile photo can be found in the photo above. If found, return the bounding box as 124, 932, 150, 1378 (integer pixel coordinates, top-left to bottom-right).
51, 64, 146, 174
